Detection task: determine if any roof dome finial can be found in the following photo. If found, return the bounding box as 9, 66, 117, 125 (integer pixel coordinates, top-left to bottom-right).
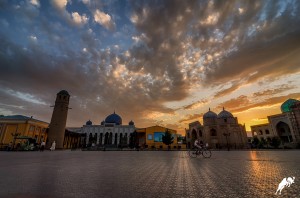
223, 107, 225, 111
209, 107, 210, 111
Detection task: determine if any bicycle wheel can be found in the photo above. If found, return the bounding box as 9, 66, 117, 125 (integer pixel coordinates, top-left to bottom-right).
202, 149, 211, 158
189, 148, 198, 158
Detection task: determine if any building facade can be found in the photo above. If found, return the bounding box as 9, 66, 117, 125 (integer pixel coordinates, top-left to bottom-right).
0, 115, 48, 149
251, 99, 300, 146
185, 108, 248, 149
136, 125, 184, 149
81, 112, 135, 147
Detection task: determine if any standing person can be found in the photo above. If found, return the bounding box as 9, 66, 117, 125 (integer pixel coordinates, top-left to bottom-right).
50, 141, 56, 151
40, 141, 45, 151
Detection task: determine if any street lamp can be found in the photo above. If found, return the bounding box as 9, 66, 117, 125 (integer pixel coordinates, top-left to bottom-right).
223, 132, 230, 151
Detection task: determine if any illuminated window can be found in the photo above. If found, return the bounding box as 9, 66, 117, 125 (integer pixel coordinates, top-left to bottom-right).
148, 134, 153, 140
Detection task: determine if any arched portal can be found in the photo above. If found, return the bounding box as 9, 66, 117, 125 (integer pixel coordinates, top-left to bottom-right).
210, 129, 217, 136
104, 132, 109, 144
114, 133, 118, 145
276, 122, 293, 143
191, 129, 197, 143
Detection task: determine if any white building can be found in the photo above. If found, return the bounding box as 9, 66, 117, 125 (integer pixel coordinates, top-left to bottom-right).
81, 111, 135, 147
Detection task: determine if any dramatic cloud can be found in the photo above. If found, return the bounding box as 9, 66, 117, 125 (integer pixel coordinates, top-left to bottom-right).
0, 0, 300, 134
93, 9, 115, 31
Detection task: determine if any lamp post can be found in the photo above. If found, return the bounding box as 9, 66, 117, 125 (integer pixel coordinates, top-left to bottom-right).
223, 132, 230, 151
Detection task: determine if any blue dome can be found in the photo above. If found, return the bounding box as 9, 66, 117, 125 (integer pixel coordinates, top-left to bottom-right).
86, 120, 92, 125
105, 112, 122, 125
203, 108, 217, 119
218, 108, 233, 118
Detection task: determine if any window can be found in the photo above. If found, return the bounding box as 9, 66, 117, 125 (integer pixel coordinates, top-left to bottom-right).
259, 130, 263, 135
148, 134, 153, 140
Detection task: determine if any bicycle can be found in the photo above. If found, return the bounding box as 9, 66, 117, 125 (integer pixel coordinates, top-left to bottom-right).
188, 146, 212, 158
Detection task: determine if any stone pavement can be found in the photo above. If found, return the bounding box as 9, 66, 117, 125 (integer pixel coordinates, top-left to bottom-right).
0, 150, 299, 198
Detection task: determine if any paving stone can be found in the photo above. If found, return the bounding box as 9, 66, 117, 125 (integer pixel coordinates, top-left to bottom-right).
0, 150, 299, 197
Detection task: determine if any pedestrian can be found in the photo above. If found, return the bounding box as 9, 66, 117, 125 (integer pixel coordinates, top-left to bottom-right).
40, 141, 45, 151
50, 141, 56, 151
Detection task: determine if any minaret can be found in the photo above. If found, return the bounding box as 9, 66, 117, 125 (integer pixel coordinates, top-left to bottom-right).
47, 90, 70, 149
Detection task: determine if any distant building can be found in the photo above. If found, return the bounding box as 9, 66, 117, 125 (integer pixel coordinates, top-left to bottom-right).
0, 115, 48, 149
251, 99, 300, 146
81, 111, 135, 147
185, 108, 248, 149
136, 125, 184, 149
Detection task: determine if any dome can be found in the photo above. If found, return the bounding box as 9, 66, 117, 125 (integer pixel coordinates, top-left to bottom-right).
86, 120, 92, 125
218, 107, 233, 118
104, 111, 122, 125
281, 98, 299, 113
203, 108, 217, 119
57, 90, 69, 96
100, 120, 105, 125
129, 120, 134, 125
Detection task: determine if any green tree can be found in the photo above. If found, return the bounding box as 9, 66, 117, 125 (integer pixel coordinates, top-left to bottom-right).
162, 129, 174, 149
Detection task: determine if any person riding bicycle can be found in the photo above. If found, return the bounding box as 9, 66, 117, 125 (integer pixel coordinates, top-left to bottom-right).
194, 139, 204, 150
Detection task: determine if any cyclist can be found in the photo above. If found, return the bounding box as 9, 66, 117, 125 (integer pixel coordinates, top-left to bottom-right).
194, 139, 204, 150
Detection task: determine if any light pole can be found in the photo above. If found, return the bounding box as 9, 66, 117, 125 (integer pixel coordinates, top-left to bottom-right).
223, 132, 230, 151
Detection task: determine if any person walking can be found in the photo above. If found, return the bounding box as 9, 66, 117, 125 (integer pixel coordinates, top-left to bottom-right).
40, 141, 45, 151
50, 141, 56, 151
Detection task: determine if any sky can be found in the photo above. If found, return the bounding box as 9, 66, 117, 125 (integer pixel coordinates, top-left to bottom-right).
0, 0, 300, 135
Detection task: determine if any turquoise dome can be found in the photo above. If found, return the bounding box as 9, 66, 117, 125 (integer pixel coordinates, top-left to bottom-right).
281, 99, 299, 113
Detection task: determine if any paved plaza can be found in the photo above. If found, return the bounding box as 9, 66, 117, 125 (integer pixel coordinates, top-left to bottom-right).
0, 150, 299, 198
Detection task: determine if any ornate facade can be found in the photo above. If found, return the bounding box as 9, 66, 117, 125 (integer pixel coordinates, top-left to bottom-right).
251, 99, 300, 147
185, 108, 248, 149
81, 112, 135, 147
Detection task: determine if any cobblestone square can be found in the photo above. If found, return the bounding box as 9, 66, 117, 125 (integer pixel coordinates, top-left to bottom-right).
0, 150, 299, 198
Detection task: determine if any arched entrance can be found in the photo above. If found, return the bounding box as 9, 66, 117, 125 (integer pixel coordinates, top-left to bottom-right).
276, 122, 293, 143
104, 132, 109, 144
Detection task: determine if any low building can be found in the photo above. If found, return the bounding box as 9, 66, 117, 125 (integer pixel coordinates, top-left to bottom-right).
0, 115, 49, 149
136, 125, 185, 149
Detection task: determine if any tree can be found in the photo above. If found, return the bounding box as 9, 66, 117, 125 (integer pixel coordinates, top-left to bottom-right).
162, 129, 174, 149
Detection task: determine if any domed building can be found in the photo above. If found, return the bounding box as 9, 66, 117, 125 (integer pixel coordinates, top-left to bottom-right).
81, 111, 135, 147
251, 98, 300, 147
185, 107, 248, 149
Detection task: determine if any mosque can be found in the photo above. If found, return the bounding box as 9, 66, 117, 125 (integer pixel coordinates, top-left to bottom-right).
251, 99, 300, 147
80, 111, 136, 147
185, 108, 248, 149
